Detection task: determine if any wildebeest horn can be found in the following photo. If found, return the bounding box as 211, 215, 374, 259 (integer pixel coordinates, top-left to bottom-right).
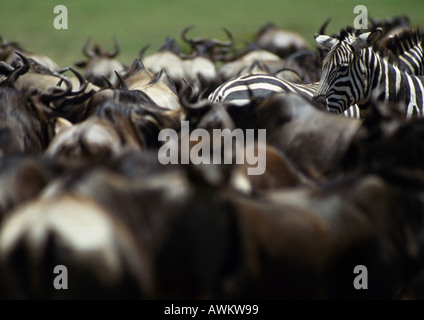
101, 76, 113, 88
108, 37, 120, 58
59, 67, 89, 96
210, 28, 234, 47
319, 18, 331, 35
114, 70, 128, 90
182, 25, 198, 45
41, 73, 73, 103
82, 38, 95, 58
0, 61, 14, 75
139, 44, 150, 59
178, 51, 198, 59
56, 66, 71, 87
182, 25, 234, 48
7, 51, 30, 84
181, 25, 212, 47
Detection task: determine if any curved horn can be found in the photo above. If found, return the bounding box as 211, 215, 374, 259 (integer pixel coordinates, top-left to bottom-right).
82, 38, 95, 58
101, 75, 113, 88
139, 44, 150, 59
56, 66, 71, 87
58, 66, 72, 73
319, 18, 331, 35
179, 51, 198, 59
108, 37, 120, 58
41, 73, 73, 103
0, 61, 14, 75
7, 51, 30, 84
60, 67, 89, 96
181, 25, 204, 46
114, 70, 128, 90
210, 28, 234, 47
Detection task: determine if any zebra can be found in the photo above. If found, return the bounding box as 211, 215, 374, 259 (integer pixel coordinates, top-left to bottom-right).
313, 27, 424, 118
208, 73, 362, 118
209, 28, 424, 119
382, 28, 424, 76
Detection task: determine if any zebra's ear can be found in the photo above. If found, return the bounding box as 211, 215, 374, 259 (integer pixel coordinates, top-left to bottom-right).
314, 34, 338, 49
351, 28, 383, 52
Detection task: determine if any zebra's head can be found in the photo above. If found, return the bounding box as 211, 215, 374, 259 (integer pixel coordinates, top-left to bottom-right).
313, 28, 383, 113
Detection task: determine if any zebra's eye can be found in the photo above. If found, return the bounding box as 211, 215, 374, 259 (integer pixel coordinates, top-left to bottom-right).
338, 65, 349, 72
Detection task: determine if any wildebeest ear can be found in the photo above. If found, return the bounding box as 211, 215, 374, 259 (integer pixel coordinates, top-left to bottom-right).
75, 60, 87, 68
351, 28, 383, 52
54, 117, 73, 136
314, 34, 338, 49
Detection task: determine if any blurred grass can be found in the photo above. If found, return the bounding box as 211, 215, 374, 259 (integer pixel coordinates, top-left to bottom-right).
1, 0, 423, 68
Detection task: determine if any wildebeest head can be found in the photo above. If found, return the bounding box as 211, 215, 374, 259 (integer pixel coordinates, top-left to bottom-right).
75, 38, 125, 88
0, 35, 60, 72
254, 22, 311, 58
140, 38, 186, 91
0, 86, 56, 155
120, 59, 181, 111
181, 25, 234, 62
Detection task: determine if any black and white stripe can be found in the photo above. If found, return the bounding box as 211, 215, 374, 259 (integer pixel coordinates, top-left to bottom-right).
209, 74, 315, 103
208, 30, 424, 119
313, 28, 424, 118
208, 73, 361, 118
384, 29, 424, 76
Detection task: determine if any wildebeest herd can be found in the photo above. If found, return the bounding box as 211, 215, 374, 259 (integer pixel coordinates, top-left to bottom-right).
1, 14, 424, 300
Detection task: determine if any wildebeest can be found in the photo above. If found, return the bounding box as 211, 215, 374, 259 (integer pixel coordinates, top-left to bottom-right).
1, 16, 424, 301
254, 92, 362, 181
0, 35, 60, 72
140, 37, 186, 91
75, 38, 126, 88
254, 22, 311, 58
119, 59, 181, 111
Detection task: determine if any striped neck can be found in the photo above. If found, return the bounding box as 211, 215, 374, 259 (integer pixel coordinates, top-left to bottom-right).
364, 48, 424, 117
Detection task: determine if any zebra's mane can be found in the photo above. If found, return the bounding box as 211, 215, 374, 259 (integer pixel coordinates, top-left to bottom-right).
380, 28, 424, 57
337, 26, 362, 41
330, 26, 423, 68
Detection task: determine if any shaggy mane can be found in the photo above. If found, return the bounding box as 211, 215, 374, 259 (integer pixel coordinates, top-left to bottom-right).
324, 26, 423, 69
381, 28, 424, 56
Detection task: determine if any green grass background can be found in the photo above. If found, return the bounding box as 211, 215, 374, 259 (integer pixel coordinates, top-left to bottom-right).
1, 0, 423, 68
